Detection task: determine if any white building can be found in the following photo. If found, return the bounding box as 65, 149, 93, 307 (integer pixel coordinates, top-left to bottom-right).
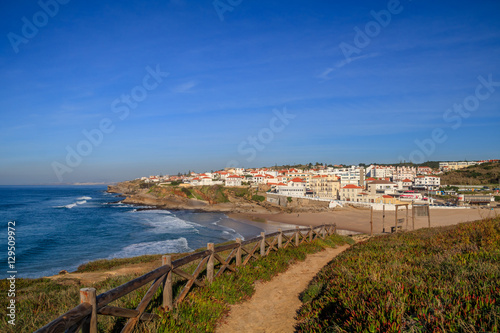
366, 180, 397, 195
225, 175, 243, 187
414, 176, 441, 190
332, 166, 361, 186
277, 178, 306, 197
394, 166, 416, 181
339, 184, 364, 201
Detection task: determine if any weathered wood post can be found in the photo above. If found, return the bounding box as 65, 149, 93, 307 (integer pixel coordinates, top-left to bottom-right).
427, 203, 431, 228
412, 201, 415, 230
309, 225, 313, 242
406, 204, 409, 230
295, 226, 300, 246
80, 288, 97, 333
321, 225, 326, 239
162, 255, 173, 310
278, 229, 283, 248
236, 238, 242, 266
260, 232, 266, 256
370, 206, 373, 236
207, 243, 215, 283
394, 205, 398, 232
382, 204, 386, 233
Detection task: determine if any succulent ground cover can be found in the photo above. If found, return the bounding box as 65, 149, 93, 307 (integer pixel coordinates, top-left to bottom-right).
297, 216, 500, 332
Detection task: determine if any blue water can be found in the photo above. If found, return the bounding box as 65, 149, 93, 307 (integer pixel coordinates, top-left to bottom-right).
0, 185, 264, 279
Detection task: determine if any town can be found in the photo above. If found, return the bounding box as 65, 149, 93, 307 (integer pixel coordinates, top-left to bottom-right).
138, 160, 500, 208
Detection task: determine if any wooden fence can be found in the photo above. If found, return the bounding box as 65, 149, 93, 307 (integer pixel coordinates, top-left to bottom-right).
35, 224, 337, 333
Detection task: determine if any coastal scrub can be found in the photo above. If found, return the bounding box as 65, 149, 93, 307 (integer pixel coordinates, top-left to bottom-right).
296, 217, 500, 332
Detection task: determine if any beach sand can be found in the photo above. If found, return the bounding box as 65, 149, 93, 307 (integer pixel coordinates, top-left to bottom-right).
229, 206, 499, 235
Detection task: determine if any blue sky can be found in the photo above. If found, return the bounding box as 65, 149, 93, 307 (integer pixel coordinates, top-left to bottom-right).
1, 0, 499, 184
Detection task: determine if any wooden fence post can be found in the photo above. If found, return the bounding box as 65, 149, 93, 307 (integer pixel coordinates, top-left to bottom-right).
80, 288, 97, 333
370, 206, 373, 236
406, 205, 409, 230
308, 226, 312, 242
295, 226, 300, 246
412, 201, 415, 230
321, 225, 326, 239
382, 204, 385, 233
236, 238, 242, 266
427, 203, 431, 228
394, 206, 398, 232
162, 255, 172, 310
278, 229, 282, 248
260, 232, 266, 256
207, 243, 214, 283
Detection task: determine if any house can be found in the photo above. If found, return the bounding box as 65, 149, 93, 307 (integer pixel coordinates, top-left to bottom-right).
367, 180, 397, 195
400, 178, 413, 190
225, 175, 243, 187
340, 184, 364, 201
277, 178, 306, 197
414, 176, 440, 190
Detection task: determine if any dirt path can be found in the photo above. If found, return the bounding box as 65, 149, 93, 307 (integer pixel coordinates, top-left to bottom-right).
217, 244, 350, 333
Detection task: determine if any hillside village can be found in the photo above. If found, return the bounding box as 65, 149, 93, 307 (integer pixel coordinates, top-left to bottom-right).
138, 160, 500, 208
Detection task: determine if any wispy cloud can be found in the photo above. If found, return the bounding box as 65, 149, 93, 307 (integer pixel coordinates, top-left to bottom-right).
171, 80, 199, 94
318, 52, 380, 80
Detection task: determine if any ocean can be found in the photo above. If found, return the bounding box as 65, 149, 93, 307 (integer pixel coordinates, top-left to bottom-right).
0, 185, 268, 279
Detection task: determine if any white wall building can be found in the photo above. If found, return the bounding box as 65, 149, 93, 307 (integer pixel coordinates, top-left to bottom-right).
225, 175, 243, 186
414, 176, 441, 190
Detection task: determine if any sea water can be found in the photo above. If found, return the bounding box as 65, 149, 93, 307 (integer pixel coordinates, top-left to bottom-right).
0, 185, 264, 279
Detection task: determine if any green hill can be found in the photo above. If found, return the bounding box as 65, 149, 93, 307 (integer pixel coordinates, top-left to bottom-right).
440, 162, 500, 185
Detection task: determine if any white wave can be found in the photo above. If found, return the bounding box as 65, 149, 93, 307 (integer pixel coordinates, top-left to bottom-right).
76, 200, 87, 205
138, 213, 198, 234
108, 238, 191, 258
78, 196, 92, 200
64, 203, 77, 209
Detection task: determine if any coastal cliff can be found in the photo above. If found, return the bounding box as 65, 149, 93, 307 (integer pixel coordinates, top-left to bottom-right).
107, 180, 283, 213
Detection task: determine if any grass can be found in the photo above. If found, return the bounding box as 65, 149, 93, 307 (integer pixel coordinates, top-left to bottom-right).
1, 233, 349, 333
296, 217, 500, 332
76, 254, 162, 272
139, 234, 349, 332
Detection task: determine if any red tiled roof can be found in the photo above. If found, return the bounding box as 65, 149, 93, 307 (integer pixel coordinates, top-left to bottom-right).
290, 177, 304, 183
343, 184, 362, 189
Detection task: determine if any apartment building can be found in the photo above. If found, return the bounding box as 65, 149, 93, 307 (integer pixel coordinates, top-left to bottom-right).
309, 175, 341, 199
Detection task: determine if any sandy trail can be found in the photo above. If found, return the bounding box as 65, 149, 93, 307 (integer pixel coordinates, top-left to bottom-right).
217, 244, 350, 333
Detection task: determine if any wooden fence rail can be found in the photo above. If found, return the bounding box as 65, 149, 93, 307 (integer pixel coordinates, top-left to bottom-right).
35, 223, 337, 333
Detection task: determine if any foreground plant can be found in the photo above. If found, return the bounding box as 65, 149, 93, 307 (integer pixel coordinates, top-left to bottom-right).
296, 217, 500, 332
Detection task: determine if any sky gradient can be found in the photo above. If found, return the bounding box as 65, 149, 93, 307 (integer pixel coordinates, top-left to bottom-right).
1, 0, 499, 185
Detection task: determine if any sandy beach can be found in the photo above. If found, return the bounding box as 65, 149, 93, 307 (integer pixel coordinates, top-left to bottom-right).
229, 206, 499, 235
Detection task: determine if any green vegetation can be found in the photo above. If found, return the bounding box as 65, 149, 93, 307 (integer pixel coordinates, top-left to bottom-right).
287, 196, 293, 203
0, 235, 349, 333
226, 187, 250, 198
142, 234, 349, 332
77, 254, 162, 273
198, 185, 230, 203
252, 194, 266, 202
296, 217, 500, 332
441, 162, 500, 185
